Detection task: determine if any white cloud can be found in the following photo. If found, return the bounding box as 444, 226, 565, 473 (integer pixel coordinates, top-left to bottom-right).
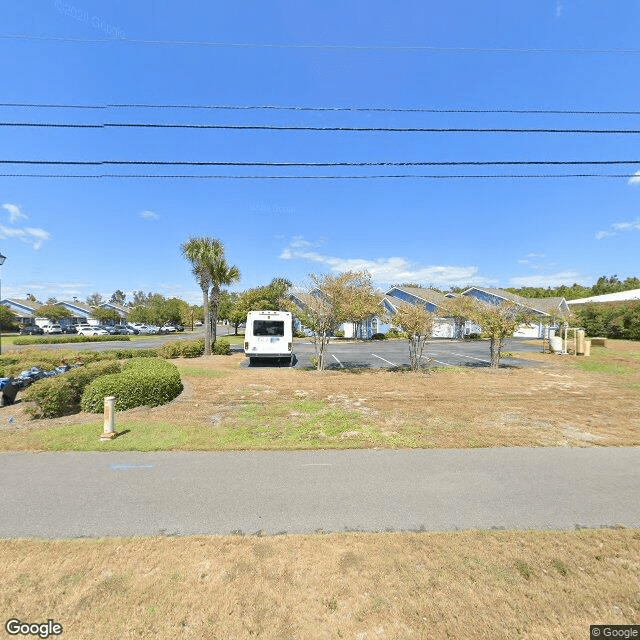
2, 203, 28, 224
279, 239, 496, 287
139, 210, 159, 220
4, 280, 90, 301
509, 271, 583, 288
595, 218, 640, 240
0, 224, 51, 250
555, 0, 563, 17
627, 171, 640, 185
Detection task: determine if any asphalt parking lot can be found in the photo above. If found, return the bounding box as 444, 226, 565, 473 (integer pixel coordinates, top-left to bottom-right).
241, 337, 545, 369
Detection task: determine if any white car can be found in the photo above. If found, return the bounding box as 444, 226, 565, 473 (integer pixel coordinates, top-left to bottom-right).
77, 325, 108, 336
42, 324, 63, 334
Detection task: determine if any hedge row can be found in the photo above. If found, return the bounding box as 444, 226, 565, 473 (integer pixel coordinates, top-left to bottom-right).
13, 335, 131, 346
572, 301, 640, 341
80, 358, 183, 413
22, 360, 122, 418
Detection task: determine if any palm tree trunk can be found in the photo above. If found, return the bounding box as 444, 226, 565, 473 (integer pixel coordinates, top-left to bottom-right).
202, 286, 211, 356
210, 284, 219, 346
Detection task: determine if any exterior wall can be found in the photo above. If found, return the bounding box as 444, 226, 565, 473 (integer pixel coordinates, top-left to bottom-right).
513, 322, 543, 338
432, 318, 455, 338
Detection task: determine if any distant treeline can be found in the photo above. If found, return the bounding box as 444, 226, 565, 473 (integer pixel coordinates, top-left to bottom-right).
506, 275, 640, 301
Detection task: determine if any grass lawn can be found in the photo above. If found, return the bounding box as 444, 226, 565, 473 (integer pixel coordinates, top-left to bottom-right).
2, 529, 638, 639
1, 339, 640, 451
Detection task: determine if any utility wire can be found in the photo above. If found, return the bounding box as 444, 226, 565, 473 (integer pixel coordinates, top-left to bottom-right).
0, 173, 635, 180
1, 33, 639, 54
3, 122, 640, 134
1, 160, 640, 167
1, 102, 640, 115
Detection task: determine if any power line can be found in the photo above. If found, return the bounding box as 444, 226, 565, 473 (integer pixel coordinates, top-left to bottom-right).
3, 122, 640, 134
1, 159, 640, 167
0, 173, 634, 180
1, 33, 639, 54
2, 102, 640, 115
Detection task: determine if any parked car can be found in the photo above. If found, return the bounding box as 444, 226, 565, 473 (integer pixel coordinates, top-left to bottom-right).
42, 324, 63, 334
125, 324, 140, 334
107, 325, 131, 335
61, 325, 77, 334
160, 324, 177, 333
19, 325, 44, 336
76, 325, 108, 336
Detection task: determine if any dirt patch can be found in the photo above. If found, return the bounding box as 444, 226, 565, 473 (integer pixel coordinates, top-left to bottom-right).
2, 343, 639, 448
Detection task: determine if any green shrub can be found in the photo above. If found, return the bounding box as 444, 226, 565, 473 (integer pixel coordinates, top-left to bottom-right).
80, 358, 183, 412
159, 341, 183, 359
22, 360, 122, 418
334, 330, 345, 338
293, 329, 306, 338
13, 335, 131, 346
158, 339, 208, 358
371, 333, 386, 340
212, 339, 231, 355
177, 338, 205, 358
386, 328, 408, 339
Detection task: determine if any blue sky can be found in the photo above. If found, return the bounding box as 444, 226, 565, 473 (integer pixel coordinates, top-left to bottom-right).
1, 1, 639, 304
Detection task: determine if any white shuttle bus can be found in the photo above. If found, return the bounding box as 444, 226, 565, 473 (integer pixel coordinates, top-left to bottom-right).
244, 310, 294, 366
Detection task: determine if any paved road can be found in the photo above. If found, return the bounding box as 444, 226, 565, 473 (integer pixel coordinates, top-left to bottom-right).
1, 448, 638, 538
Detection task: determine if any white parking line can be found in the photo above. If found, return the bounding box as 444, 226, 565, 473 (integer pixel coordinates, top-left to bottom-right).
332, 354, 344, 368
451, 352, 491, 364
371, 353, 398, 367
421, 354, 453, 366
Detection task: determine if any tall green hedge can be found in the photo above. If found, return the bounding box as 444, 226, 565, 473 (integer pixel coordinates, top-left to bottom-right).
572, 301, 640, 341
22, 360, 122, 418
80, 358, 183, 413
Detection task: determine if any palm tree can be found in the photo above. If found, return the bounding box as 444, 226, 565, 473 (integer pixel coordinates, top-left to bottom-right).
181, 236, 216, 355
209, 255, 240, 346
181, 236, 240, 354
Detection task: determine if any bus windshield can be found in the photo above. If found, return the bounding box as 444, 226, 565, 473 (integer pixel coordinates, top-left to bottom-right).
253, 320, 285, 337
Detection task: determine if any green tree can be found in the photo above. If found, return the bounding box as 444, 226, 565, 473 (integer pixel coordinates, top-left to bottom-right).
441, 296, 478, 340
284, 271, 375, 371
86, 292, 103, 306
335, 272, 380, 339
208, 246, 241, 346
181, 304, 202, 331
35, 304, 72, 323
109, 290, 126, 305
230, 278, 292, 334
131, 291, 150, 306
392, 303, 435, 371
0, 305, 17, 330
182, 237, 239, 354
92, 307, 122, 325
463, 300, 534, 368
218, 291, 240, 334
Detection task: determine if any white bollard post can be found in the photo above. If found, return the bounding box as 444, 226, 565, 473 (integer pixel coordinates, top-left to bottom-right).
100, 396, 117, 441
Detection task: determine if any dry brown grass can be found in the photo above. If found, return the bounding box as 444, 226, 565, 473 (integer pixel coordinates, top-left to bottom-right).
1, 341, 639, 449
2, 529, 638, 639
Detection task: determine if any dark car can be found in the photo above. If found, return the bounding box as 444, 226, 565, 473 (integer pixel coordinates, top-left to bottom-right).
61, 325, 77, 334
107, 325, 128, 335
19, 325, 44, 335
